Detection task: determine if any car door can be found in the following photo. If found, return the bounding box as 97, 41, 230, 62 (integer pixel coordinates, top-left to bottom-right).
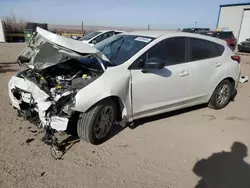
185, 37, 224, 103
130, 37, 191, 119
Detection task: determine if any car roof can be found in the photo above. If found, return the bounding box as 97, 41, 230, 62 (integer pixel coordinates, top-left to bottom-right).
98, 30, 125, 33
124, 30, 172, 38
123, 30, 227, 45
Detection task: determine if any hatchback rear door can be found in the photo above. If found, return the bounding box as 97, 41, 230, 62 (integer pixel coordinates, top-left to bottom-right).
184, 37, 225, 103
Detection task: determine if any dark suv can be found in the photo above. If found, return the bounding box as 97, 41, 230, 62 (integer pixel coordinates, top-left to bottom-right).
182, 28, 210, 33
198, 31, 237, 51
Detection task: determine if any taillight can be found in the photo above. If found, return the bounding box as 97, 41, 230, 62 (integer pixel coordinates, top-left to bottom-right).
226, 39, 234, 44
231, 55, 241, 63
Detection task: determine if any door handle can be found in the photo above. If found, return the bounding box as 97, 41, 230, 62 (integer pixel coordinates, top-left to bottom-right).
215, 62, 222, 67
180, 70, 189, 77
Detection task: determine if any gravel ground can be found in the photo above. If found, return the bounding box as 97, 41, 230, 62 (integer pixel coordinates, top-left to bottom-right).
1, 43, 250, 188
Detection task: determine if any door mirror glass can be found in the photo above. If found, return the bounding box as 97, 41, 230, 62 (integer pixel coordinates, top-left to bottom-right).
143, 58, 165, 72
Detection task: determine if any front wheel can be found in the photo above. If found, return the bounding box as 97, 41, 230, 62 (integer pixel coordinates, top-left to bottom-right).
208, 80, 233, 109
77, 100, 117, 145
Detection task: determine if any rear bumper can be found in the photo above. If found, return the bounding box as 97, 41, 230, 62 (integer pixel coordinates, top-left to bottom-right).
235, 69, 241, 89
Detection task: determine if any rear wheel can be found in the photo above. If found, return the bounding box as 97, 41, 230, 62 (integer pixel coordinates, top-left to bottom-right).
208, 80, 233, 109
77, 100, 117, 145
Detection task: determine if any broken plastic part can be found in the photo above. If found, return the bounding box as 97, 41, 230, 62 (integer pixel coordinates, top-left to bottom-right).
239, 75, 248, 83
42, 125, 64, 160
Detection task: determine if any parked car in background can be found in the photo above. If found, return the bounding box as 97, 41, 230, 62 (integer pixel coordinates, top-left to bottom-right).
198, 31, 237, 51
238, 38, 250, 52
9, 28, 241, 145
24, 22, 48, 42
182, 28, 210, 33
78, 30, 124, 46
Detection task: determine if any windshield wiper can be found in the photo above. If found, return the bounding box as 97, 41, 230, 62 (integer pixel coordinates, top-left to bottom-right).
109, 39, 124, 61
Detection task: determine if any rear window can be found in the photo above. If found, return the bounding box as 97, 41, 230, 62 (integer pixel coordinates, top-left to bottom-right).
188, 38, 224, 61
215, 32, 234, 39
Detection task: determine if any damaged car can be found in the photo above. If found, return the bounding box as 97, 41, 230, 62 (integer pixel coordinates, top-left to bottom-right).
9, 28, 241, 146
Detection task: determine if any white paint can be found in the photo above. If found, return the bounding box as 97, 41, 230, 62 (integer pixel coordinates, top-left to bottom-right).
8, 76, 69, 131
239, 10, 250, 43
19, 27, 111, 69
9, 31, 241, 130
36, 27, 100, 55
239, 75, 248, 83
0, 19, 5, 42
73, 31, 240, 122
50, 116, 69, 131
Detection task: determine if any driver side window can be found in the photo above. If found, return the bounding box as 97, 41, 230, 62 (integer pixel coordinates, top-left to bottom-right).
131, 37, 186, 69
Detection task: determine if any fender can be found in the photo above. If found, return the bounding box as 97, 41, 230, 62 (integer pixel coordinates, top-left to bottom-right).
72, 66, 133, 122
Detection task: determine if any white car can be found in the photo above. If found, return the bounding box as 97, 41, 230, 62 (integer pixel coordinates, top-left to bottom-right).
79, 30, 124, 46
8, 27, 241, 145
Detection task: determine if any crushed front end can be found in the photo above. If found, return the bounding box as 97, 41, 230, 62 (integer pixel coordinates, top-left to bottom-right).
8, 27, 107, 158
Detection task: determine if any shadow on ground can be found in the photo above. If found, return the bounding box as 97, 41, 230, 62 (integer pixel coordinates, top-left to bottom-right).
60, 113, 81, 156
130, 104, 207, 129
0, 62, 19, 73
193, 142, 250, 188
63, 105, 207, 147
104, 104, 207, 144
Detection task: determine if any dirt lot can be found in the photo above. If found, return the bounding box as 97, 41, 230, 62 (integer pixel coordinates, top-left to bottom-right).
0, 43, 250, 188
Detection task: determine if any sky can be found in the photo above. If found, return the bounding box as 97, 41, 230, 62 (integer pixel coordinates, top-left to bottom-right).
0, 0, 249, 29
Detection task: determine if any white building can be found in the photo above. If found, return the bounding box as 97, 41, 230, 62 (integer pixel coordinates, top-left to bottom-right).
217, 3, 250, 43
0, 19, 6, 42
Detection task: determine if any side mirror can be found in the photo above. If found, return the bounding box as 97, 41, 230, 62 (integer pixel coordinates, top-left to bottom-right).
142, 58, 165, 73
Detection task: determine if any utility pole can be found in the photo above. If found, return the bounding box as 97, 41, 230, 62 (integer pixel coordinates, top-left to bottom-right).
81, 21, 84, 35
148, 24, 150, 31
194, 21, 198, 28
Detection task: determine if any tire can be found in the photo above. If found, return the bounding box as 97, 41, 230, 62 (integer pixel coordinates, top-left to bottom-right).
208, 79, 233, 109
77, 99, 117, 145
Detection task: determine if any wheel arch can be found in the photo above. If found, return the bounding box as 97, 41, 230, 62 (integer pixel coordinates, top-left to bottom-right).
77, 95, 128, 122
209, 77, 235, 100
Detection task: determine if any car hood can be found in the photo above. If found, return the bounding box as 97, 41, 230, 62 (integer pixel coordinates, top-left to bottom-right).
17, 27, 110, 70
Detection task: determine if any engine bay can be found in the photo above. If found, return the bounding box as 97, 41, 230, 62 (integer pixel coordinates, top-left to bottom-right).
19, 59, 100, 93
11, 58, 102, 124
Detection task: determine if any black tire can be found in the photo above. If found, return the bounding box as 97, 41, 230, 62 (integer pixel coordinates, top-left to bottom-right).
77, 99, 117, 145
208, 79, 233, 109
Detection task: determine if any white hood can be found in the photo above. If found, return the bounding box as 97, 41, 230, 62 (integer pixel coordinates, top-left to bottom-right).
18, 27, 110, 70
36, 27, 97, 54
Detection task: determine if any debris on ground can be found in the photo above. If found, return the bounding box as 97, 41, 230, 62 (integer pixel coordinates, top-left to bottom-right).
26, 138, 35, 144
239, 75, 248, 83
28, 130, 37, 133
40, 172, 46, 177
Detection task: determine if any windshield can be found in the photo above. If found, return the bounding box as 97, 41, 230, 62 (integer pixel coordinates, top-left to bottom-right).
79, 32, 101, 41
94, 35, 155, 66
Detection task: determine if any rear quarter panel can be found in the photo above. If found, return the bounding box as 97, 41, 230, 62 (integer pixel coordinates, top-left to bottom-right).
209, 45, 240, 98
